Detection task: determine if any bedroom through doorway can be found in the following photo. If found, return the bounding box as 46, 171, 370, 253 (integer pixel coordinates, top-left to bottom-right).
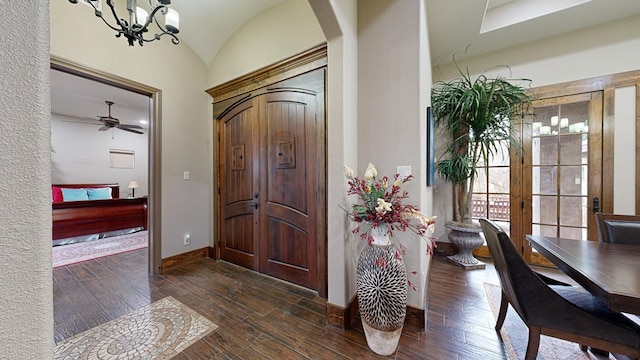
50, 58, 162, 274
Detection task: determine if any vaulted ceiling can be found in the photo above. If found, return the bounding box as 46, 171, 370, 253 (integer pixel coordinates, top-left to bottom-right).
52, 0, 640, 123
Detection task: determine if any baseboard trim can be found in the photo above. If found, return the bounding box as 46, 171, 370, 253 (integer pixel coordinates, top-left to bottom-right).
435, 240, 456, 255
327, 294, 359, 329
161, 247, 210, 272
327, 294, 425, 331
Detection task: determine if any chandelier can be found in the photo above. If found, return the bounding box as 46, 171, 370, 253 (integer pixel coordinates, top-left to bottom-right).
68, 0, 180, 47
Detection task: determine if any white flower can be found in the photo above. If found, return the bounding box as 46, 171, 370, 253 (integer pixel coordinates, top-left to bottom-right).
375, 198, 392, 214
343, 166, 355, 179
393, 179, 402, 187
364, 163, 377, 181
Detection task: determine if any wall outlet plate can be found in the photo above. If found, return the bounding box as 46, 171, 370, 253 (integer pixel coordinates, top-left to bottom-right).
183, 233, 190, 245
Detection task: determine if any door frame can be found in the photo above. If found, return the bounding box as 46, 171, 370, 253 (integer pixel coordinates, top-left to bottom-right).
206, 44, 328, 297
50, 56, 162, 275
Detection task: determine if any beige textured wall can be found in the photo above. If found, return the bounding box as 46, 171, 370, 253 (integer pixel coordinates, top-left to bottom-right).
50, 1, 211, 258
0, 1, 54, 358
208, 0, 325, 87
308, 0, 358, 307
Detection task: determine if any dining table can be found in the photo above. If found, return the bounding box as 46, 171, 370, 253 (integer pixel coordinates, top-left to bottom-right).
526, 235, 640, 315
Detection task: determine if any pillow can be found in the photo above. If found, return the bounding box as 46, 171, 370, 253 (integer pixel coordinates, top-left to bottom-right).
61, 188, 89, 201
51, 186, 63, 202
87, 187, 112, 200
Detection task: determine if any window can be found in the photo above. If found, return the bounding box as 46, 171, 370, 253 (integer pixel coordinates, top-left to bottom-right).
109, 149, 134, 169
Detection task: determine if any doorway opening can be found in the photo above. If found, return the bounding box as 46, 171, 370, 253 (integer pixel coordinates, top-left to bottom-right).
50, 57, 162, 274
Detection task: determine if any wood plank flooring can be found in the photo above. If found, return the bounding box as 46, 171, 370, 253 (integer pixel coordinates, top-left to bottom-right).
53, 249, 573, 359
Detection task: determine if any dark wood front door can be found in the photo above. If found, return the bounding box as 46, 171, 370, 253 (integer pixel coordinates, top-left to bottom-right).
218, 70, 323, 290
220, 97, 260, 270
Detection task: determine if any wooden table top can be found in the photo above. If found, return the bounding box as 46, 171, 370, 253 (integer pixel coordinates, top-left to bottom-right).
526, 235, 640, 315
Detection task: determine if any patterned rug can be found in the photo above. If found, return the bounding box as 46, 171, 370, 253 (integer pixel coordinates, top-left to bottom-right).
53, 231, 148, 268
54, 296, 218, 359
484, 283, 614, 360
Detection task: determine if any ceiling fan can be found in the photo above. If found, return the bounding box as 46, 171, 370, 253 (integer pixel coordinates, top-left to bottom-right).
97, 101, 144, 134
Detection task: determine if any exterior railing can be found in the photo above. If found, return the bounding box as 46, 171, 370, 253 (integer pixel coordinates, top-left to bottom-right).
472, 196, 510, 221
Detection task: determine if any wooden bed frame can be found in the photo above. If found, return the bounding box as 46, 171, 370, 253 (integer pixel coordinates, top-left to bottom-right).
52, 183, 148, 241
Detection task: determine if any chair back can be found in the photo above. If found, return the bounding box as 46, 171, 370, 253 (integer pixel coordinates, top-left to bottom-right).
479, 218, 548, 320
595, 212, 640, 245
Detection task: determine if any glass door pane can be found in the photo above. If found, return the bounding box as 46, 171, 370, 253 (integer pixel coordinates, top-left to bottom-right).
531, 102, 590, 240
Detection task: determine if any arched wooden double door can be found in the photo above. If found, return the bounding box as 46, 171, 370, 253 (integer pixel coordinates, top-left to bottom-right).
217, 69, 325, 291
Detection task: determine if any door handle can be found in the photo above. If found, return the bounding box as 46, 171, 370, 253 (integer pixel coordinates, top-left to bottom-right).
592, 197, 599, 214
249, 201, 259, 209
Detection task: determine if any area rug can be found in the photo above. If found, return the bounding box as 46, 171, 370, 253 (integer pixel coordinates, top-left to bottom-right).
484, 283, 614, 360
53, 231, 148, 268
54, 296, 219, 359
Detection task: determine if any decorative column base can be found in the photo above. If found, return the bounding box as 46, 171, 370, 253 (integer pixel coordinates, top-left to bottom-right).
362, 320, 403, 356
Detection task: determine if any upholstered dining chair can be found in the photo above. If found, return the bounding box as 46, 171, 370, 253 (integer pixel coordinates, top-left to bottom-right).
479, 218, 640, 360
595, 212, 640, 245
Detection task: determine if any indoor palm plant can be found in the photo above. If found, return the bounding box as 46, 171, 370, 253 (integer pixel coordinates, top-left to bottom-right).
431, 57, 532, 268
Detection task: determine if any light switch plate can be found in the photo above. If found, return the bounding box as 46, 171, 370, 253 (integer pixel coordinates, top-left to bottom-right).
396, 166, 411, 178
183, 171, 190, 180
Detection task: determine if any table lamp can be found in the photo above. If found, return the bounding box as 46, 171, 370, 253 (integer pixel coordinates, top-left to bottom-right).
128, 180, 140, 197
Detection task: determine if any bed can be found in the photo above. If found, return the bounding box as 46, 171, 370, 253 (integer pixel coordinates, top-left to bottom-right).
52, 183, 148, 241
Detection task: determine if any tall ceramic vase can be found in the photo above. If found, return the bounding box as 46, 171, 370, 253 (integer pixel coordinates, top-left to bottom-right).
356, 225, 407, 356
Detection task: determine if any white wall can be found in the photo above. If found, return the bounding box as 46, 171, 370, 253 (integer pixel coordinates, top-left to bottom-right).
614, 86, 637, 214
51, 114, 149, 197
357, 0, 433, 309
208, 0, 325, 87
0, 1, 53, 358
51, 1, 211, 258
431, 15, 640, 240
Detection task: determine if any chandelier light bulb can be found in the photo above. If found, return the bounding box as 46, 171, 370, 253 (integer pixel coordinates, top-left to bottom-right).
165, 8, 179, 33
136, 6, 149, 26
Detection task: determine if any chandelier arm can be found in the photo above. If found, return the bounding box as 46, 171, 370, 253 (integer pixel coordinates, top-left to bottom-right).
146, 5, 170, 31
73, 0, 122, 33
105, 0, 130, 34
140, 31, 179, 45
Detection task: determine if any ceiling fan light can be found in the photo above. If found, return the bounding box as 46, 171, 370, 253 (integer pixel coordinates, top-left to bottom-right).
165, 8, 179, 34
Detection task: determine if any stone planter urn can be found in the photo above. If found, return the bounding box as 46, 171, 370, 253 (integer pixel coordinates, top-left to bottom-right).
445, 221, 486, 270
356, 225, 407, 356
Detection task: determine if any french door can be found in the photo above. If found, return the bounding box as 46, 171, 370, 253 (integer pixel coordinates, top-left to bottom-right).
473, 91, 603, 266
517, 92, 603, 266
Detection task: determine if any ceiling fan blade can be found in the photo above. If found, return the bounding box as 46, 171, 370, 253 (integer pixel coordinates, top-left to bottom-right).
119, 124, 144, 130
116, 125, 144, 134
98, 126, 110, 131
59, 116, 101, 125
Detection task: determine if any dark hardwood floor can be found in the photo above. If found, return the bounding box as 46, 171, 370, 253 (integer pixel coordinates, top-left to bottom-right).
52, 249, 573, 359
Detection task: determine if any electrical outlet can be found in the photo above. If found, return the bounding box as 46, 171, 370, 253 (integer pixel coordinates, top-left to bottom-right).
183, 234, 190, 246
